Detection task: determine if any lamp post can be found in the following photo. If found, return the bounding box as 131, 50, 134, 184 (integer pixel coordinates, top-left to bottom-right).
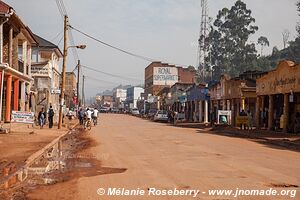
58, 15, 86, 129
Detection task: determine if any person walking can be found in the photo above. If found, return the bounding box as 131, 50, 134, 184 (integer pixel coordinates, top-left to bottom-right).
78, 108, 84, 125
38, 108, 46, 129
48, 106, 54, 128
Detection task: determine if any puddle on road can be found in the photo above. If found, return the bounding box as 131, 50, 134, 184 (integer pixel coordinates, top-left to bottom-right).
0, 127, 127, 200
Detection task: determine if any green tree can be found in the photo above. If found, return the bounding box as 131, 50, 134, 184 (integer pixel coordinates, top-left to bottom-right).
208, 0, 258, 80
257, 36, 270, 56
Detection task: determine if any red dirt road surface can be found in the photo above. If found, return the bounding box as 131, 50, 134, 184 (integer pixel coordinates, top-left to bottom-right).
27, 114, 299, 200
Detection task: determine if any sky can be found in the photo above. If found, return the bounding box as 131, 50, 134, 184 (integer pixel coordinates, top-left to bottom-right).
4, 0, 299, 98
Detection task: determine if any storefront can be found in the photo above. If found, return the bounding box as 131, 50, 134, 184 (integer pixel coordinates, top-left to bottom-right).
256, 60, 300, 133
186, 84, 209, 123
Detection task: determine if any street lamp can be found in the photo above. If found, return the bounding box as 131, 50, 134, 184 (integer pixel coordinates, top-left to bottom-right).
58, 15, 86, 129
58, 44, 86, 129
68, 45, 86, 50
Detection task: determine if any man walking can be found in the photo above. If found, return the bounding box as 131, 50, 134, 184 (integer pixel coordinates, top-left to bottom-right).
38, 108, 46, 129
48, 105, 54, 128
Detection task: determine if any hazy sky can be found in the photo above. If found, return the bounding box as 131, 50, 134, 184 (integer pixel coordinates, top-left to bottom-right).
4, 0, 299, 98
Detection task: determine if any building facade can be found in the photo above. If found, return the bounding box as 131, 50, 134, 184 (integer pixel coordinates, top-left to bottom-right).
65, 72, 76, 109
31, 34, 62, 122
113, 88, 127, 108
256, 60, 300, 133
209, 71, 265, 125
144, 62, 196, 96
0, 1, 36, 122
126, 86, 144, 108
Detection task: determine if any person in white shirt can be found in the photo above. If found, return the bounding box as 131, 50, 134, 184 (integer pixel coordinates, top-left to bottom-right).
93, 108, 99, 125
86, 108, 93, 120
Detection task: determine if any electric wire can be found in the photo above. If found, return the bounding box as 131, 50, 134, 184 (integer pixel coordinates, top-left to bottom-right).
81, 64, 142, 82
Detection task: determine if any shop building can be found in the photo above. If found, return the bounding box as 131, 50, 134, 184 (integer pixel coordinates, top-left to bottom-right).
209, 71, 265, 125
186, 84, 209, 123
0, 2, 36, 122
31, 34, 62, 122
256, 60, 300, 133
144, 61, 196, 96
65, 72, 76, 109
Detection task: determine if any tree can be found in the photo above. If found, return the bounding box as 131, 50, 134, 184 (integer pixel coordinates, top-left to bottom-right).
282, 29, 290, 49
257, 36, 270, 56
208, 0, 258, 79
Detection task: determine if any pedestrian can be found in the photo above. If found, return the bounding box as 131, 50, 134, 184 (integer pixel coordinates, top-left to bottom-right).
78, 108, 84, 125
38, 107, 46, 129
247, 110, 253, 130
48, 105, 54, 128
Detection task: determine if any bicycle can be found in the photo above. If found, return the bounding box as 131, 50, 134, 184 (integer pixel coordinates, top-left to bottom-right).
84, 118, 92, 131
92, 116, 97, 126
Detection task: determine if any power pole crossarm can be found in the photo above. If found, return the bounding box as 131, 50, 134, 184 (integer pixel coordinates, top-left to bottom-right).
58, 15, 68, 129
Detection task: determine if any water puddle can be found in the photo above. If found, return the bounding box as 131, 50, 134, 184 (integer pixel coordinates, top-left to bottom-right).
0, 127, 127, 200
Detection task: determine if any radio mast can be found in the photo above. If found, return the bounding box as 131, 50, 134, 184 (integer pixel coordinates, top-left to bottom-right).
197, 0, 210, 83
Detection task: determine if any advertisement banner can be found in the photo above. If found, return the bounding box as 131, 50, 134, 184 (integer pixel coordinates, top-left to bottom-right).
153, 67, 178, 86
11, 111, 35, 124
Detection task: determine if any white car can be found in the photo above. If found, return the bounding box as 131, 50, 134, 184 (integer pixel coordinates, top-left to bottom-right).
153, 110, 168, 122
131, 108, 140, 116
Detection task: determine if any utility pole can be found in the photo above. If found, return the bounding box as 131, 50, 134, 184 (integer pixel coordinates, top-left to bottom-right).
82, 75, 85, 106
77, 59, 80, 107
58, 15, 68, 129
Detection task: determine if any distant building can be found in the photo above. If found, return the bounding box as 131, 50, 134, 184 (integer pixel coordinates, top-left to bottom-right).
126, 86, 144, 108
144, 61, 196, 96
101, 95, 113, 107
65, 72, 77, 109
113, 88, 127, 108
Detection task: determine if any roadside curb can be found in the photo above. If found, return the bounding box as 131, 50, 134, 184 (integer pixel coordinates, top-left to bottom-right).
0, 122, 79, 189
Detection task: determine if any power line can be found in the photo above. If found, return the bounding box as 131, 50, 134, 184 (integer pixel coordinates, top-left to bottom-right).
85, 76, 120, 85
69, 25, 190, 67
55, 0, 80, 68
69, 25, 155, 62
81, 64, 143, 82
51, 29, 63, 42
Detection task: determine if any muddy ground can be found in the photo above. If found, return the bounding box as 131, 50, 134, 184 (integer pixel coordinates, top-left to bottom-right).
0, 127, 123, 200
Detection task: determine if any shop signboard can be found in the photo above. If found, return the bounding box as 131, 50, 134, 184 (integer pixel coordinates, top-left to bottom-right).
11, 111, 34, 124
153, 67, 178, 86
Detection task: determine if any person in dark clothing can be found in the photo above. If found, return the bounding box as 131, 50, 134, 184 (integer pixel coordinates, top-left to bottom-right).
48, 106, 54, 128
78, 108, 84, 125
38, 108, 46, 129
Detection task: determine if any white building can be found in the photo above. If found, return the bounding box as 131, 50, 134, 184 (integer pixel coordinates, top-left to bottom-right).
31, 34, 62, 122
113, 89, 127, 108
126, 86, 144, 108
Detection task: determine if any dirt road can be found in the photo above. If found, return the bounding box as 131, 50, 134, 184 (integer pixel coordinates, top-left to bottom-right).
27, 114, 300, 200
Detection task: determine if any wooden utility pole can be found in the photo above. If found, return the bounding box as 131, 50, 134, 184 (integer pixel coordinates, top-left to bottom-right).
58, 15, 68, 129
77, 59, 80, 107
82, 75, 85, 106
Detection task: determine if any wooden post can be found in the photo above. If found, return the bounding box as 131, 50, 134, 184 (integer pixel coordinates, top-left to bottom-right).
77, 60, 80, 107
255, 96, 260, 129
283, 93, 289, 133
58, 15, 68, 129
268, 95, 273, 131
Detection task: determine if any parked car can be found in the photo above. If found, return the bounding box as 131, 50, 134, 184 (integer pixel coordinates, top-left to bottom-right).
100, 107, 109, 113
131, 108, 140, 116
153, 110, 168, 122
111, 107, 120, 113
147, 109, 157, 120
